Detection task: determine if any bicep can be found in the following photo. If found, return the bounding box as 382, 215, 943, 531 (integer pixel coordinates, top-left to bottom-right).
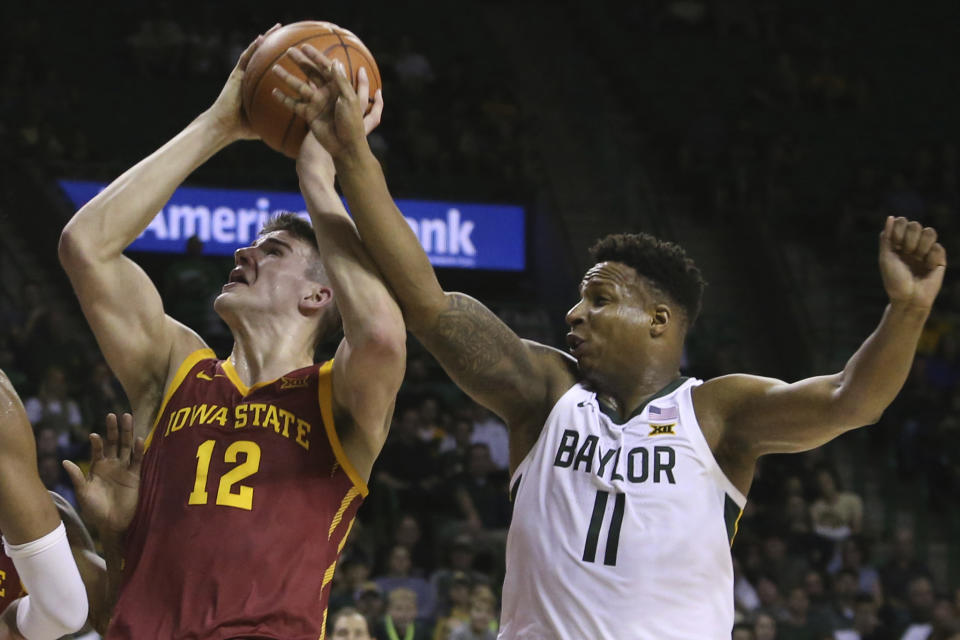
719, 373, 854, 456
417, 292, 562, 426
62, 254, 201, 400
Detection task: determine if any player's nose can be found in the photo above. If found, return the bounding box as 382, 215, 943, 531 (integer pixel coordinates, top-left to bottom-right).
234, 245, 256, 266
565, 300, 586, 327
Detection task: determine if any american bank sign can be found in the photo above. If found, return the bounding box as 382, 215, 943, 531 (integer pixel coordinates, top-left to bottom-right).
58, 180, 526, 271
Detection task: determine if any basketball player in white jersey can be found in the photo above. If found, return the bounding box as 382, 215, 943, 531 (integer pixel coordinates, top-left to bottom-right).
272, 49, 948, 638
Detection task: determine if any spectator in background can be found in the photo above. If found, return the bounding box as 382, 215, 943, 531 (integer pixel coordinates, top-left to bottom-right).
810, 466, 863, 544
375, 404, 442, 516
372, 588, 430, 640
778, 585, 833, 640
35, 424, 63, 460
374, 545, 437, 619
826, 569, 860, 631
330, 606, 373, 640
734, 556, 761, 617
783, 493, 832, 569
468, 405, 509, 470
329, 552, 374, 612
25, 364, 84, 447
753, 612, 777, 640
163, 235, 224, 337
732, 623, 756, 640
416, 396, 447, 447
762, 533, 809, 592
454, 443, 512, 537
82, 360, 127, 430
430, 534, 487, 610
432, 572, 472, 640
438, 417, 474, 480
754, 574, 789, 621
833, 594, 892, 640
880, 527, 932, 610
894, 575, 936, 639
37, 453, 76, 508
394, 513, 432, 575
354, 582, 386, 629
448, 587, 497, 640
836, 537, 882, 603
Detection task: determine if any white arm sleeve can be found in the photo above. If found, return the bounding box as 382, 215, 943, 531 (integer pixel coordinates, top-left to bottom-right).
2, 522, 88, 639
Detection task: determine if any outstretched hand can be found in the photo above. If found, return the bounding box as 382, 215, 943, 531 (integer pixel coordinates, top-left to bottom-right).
270, 44, 384, 159
63, 413, 144, 536
205, 23, 281, 142
879, 215, 947, 310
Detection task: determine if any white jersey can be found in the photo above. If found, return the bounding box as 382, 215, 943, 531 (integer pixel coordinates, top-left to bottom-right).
499, 377, 746, 640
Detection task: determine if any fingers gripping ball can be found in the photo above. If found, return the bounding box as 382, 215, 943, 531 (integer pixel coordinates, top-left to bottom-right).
242, 21, 381, 157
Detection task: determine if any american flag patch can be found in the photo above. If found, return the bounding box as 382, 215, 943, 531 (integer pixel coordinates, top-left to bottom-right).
649, 405, 678, 421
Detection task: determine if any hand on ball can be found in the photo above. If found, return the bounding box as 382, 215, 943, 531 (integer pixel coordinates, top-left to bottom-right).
271, 44, 384, 159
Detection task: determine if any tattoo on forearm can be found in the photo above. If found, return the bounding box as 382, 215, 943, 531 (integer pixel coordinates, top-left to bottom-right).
427, 294, 529, 393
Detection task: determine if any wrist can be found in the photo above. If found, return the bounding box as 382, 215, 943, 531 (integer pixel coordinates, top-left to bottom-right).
886, 300, 932, 323
195, 110, 242, 149
333, 140, 377, 172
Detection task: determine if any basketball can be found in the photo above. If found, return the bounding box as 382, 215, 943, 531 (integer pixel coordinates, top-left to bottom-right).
241, 21, 382, 158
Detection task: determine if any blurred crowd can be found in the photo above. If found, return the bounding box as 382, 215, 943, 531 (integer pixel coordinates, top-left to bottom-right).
1, 1, 958, 639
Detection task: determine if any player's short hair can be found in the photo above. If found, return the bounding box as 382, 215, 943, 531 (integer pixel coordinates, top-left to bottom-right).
589, 233, 706, 328
260, 212, 318, 250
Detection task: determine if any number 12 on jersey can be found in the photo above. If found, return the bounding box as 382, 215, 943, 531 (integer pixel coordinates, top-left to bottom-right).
582, 490, 625, 566
188, 440, 261, 510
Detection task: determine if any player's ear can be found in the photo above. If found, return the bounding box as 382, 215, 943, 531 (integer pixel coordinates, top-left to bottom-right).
650, 304, 671, 337
299, 286, 333, 316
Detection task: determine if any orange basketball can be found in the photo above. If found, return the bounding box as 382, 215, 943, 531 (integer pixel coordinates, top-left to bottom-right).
241, 21, 381, 158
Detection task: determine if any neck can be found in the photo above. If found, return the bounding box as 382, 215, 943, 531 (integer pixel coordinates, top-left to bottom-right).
595, 366, 683, 422
227, 325, 316, 387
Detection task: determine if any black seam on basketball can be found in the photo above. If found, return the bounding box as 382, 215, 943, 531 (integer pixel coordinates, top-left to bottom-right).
271, 30, 341, 153
342, 44, 380, 105
334, 32, 354, 84
247, 26, 336, 119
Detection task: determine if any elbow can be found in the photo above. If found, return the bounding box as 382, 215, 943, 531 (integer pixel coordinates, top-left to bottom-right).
54, 595, 90, 636
355, 318, 407, 364
58, 221, 92, 270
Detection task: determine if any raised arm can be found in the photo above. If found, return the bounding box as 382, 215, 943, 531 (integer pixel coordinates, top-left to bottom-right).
296, 132, 407, 480
700, 217, 947, 491
58, 28, 275, 423
272, 49, 575, 443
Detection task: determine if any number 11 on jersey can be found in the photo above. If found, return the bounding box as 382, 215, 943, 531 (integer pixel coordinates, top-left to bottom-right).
582, 490, 625, 566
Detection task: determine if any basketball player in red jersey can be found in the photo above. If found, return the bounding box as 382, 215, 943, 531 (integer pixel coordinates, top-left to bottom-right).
0, 369, 115, 639
58, 26, 405, 640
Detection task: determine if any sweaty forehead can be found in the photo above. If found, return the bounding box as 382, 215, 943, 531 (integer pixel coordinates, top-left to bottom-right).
580, 261, 640, 290
254, 230, 313, 255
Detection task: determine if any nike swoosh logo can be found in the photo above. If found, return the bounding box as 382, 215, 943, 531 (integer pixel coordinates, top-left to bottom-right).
196, 372, 213, 381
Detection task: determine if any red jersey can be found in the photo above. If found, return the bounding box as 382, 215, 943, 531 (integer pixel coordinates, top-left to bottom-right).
0, 535, 24, 612
108, 349, 366, 640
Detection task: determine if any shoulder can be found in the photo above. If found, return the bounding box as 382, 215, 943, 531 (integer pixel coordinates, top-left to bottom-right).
693, 373, 787, 418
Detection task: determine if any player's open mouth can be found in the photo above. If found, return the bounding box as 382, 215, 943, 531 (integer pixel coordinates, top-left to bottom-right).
566, 334, 585, 354
227, 270, 250, 285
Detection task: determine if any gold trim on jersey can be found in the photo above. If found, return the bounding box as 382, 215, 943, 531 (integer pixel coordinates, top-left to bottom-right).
221, 358, 282, 397
328, 487, 361, 540
144, 348, 217, 450
317, 360, 369, 497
